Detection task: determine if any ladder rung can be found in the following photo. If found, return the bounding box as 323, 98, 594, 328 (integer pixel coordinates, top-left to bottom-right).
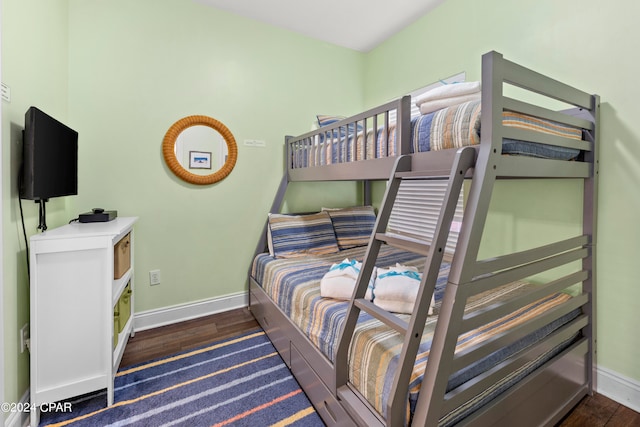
376, 232, 431, 256
395, 170, 452, 179
354, 298, 408, 334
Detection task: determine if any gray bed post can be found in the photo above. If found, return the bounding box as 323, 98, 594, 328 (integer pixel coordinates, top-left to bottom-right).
249, 173, 288, 257
397, 95, 411, 155
248, 137, 291, 309
412, 51, 505, 427
363, 180, 372, 206
583, 95, 600, 394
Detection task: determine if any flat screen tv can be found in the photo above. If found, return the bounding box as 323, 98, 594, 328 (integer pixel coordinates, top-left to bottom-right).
19, 107, 78, 201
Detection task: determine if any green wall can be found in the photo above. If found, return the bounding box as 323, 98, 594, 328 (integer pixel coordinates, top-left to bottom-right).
2, 0, 71, 410
364, 0, 640, 384
65, 0, 364, 312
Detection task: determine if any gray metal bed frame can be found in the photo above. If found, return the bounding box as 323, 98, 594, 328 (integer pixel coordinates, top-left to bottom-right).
248, 51, 599, 426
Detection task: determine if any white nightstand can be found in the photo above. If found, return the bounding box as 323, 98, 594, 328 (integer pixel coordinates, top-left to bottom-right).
29, 217, 138, 426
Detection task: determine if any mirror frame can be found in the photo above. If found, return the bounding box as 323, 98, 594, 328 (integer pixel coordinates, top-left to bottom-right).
162, 115, 238, 185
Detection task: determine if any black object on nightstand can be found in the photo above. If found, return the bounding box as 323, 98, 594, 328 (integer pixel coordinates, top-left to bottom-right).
79, 208, 118, 223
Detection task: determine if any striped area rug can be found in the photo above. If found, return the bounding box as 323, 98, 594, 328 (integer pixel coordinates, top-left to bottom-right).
39, 330, 325, 426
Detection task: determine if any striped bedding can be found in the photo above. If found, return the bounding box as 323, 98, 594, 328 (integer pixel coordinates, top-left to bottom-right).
296, 129, 396, 167
251, 246, 579, 425
410, 100, 582, 159
292, 100, 584, 167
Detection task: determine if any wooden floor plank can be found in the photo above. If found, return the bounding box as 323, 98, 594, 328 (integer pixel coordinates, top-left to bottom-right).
606, 404, 640, 427
558, 393, 618, 427
120, 307, 259, 367
121, 307, 639, 426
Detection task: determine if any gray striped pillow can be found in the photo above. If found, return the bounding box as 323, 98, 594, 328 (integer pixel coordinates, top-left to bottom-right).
268, 212, 339, 258
324, 206, 376, 249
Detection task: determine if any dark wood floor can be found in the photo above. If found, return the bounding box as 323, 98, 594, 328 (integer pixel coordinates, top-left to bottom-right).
120, 307, 260, 368
121, 308, 639, 426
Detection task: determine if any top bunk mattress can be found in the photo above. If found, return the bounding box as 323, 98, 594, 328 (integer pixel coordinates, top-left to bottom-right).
411, 100, 583, 159
292, 99, 585, 169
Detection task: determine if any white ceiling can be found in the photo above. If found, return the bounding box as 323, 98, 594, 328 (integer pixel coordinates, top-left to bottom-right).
194, 0, 446, 52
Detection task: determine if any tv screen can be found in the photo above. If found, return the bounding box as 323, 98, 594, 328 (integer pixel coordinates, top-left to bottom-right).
20, 107, 78, 201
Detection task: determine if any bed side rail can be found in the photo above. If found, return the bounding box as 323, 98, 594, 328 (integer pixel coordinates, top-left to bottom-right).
414, 233, 593, 425
442, 236, 591, 417
286, 96, 411, 181
453, 235, 591, 361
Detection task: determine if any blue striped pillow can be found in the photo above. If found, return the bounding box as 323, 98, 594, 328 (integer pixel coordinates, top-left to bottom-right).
317, 114, 346, 127
324, 206, 376, 249
268, 212, 339, 258
317, 115, 364, 137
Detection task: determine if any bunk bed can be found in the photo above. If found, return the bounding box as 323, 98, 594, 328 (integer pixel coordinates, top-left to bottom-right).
248, 51, 599, 426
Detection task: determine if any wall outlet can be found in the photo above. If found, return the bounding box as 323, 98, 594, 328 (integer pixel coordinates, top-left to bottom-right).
149, 269, 161, 286
20, 323, 29, 353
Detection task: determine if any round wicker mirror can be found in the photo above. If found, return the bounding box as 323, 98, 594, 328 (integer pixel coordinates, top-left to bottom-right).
162, 115, 238, 185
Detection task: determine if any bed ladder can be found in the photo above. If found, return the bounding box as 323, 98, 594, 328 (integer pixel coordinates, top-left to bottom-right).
334, 147, 476, 426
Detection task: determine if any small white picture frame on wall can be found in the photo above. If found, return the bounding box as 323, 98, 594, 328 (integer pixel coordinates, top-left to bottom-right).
189, 151, 212, 169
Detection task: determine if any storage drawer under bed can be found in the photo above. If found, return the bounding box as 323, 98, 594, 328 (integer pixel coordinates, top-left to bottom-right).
250, 279, 359, 426
250, 279, 292, 366
290, 343, 356, 427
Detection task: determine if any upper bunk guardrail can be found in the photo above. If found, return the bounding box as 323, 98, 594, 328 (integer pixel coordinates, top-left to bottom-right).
286, 96, 411, 180
482, 51, 599, 179
499, 54, 593, 110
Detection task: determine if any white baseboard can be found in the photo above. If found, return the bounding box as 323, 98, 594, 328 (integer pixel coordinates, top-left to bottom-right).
4, 389, 29, 427
133, 291, 248, 332
597, 365, 640, 413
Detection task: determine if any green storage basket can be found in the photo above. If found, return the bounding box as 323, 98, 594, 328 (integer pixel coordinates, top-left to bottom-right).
118, 283, 132, 332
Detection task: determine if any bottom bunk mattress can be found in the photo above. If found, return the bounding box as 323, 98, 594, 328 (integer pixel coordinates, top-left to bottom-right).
250, 246, 579, 425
